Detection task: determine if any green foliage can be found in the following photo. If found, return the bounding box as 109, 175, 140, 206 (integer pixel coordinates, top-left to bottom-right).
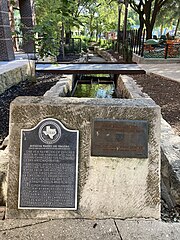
129, 0, 179, 38
33, 0, 179, 58
155, 1, 180, 31
32, 22, 60, 58
99, 39, 113, 50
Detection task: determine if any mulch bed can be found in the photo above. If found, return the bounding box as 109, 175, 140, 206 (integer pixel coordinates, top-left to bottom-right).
0, 73, 60, 144
130, 73, 180, 136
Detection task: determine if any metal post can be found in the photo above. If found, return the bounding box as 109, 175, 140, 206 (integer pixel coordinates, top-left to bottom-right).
165, 44, 168, 59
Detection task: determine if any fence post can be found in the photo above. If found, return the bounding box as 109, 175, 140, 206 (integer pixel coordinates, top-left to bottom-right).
165, 44, 168, 59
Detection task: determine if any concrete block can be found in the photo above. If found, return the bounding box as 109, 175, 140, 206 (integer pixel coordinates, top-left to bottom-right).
117, 75, 148, 99
6, 97, 161, 219
161, 118, 180, 205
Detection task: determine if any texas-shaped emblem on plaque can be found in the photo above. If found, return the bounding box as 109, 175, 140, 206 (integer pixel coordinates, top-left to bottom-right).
19, 118, 79, 210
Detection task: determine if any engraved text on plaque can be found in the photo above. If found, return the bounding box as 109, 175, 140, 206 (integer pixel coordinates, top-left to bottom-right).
19, 118, 79, 209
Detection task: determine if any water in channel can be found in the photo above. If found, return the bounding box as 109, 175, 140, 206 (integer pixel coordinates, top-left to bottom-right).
73, 83, 115, 98
72, 74, 116, 98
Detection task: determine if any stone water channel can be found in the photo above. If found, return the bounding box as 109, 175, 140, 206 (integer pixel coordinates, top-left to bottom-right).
9, 51, 160, 220
0, 53, 180, 221
71, 74, 116, 98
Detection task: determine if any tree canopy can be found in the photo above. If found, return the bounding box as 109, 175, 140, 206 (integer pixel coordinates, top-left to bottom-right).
129, 0, 180, 38
31, 0, 180, 57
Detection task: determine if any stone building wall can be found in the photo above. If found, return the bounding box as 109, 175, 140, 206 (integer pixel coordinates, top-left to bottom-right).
0, 0, 15, 61
0, 0, 35, 61
19, 0, 35, 53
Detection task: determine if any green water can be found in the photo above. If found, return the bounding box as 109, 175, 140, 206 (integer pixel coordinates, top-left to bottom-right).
73, 83, 115, 98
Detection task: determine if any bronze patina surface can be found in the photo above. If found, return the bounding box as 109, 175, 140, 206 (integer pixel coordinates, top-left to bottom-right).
92, 119, 148, 158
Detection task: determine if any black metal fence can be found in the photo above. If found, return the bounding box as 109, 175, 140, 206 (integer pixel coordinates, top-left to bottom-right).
118, 29, 180, 60
13, 30, 180, 62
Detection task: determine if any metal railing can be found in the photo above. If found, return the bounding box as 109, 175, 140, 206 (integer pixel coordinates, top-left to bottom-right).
116, 29, 180, 60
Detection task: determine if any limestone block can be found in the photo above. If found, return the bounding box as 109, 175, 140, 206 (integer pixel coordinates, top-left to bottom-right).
95, 47, 117, 62
161, 118, 180, 205
0, 61, 35, 94
6, 97, 161, 219
0, 148, 8, 205
44, 75, 72, 97
117, 75, 148, 99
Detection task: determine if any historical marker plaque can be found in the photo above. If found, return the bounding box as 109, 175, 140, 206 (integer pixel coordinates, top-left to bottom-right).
92, 119, 148, 158
18, 118, 79, 209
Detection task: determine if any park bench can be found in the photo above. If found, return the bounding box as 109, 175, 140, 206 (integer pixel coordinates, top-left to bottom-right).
165, 39, 180, 58
143, 39, 160, 52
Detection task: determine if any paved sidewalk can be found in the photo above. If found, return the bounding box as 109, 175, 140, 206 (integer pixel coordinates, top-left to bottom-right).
139, 63, 180, 83
0, 219, 180, 240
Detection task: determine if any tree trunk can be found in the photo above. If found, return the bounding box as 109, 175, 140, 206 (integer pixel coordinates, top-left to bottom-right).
89, 15, 93, 38
138, 12, 144, 39
123, 0, 129, 43
65, 30, 72, 44
175, 18, 180, 37
160, 25, 163, 36
146, 24, 153, 39
57, 22, 65, 61
8, 3, 17, 51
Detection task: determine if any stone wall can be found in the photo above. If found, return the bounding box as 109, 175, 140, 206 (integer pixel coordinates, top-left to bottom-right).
94, 47, 117, 62
2, 71, 178, 220
116, 75, 148, 99
43, 75, 72, 97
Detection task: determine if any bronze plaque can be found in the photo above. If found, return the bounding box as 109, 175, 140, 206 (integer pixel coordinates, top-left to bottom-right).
19, 118, 79, 210
92, 119, 148, 158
